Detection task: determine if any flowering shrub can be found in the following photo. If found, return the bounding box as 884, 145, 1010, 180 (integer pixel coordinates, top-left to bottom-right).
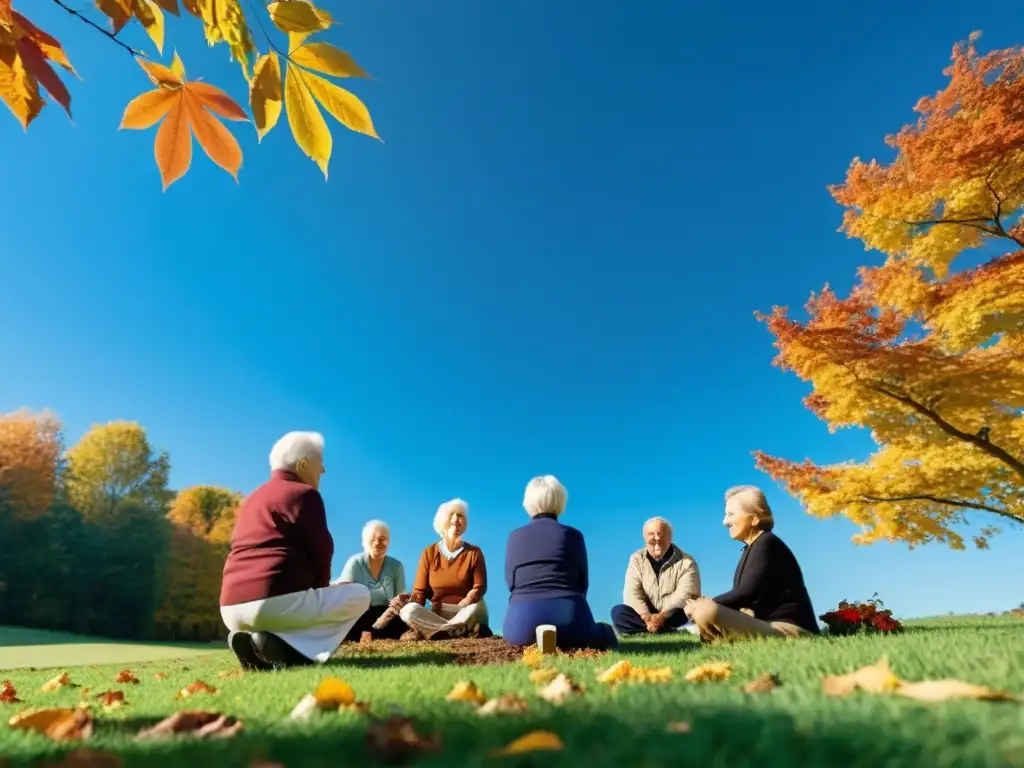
820, 593, 903, 636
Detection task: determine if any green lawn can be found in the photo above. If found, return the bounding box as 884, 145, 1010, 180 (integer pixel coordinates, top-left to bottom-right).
2, 616, 1023, 767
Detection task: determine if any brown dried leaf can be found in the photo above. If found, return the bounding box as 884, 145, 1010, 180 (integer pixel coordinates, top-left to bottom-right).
94, 690, 127, 709
744, 673, 781, 693
537, 673, 584, 705
684, 661, 732, 683
137, 710, 242, 739
444, 680, 487, 705
1, 680, 21, 703
822, 657, 900, 697
176, 680, 217, 699
365, 716, 441, 763
114, 670, 139, 685
477, 694, 527, 716
152, 672, 168, 681
492, 730, 564, 755
666, 720, 692, 733
41, 672, 77, 692
9, 706, 93, 741
896, 679, 1018, 703
45, 748, 123, 767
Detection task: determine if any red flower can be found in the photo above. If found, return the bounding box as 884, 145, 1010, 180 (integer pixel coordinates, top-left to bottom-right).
837, 608, 861, 624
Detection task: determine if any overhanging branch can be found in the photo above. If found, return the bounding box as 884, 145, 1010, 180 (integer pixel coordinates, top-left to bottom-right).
862, 493, 1021, 524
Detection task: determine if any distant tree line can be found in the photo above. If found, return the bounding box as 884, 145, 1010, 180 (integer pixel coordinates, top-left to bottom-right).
0, 410, 239, 643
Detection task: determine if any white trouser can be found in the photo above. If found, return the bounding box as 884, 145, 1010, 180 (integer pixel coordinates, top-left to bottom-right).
221, 583, 370, 663
399, 599, 488, 638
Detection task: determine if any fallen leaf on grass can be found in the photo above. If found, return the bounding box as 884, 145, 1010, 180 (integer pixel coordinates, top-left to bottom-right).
744, 673, 781, 693
445, 680, 487, 705
217, 669, 245, 680
477, 694, 527, 716
94, 691, 127, 709
821, 657, 900, 697
365, 716, 441, 764
289, 693, 319, 721
597, 660, 673, 684
137, 710, 243, 739
1, 680, 21, 704
114, 670, 139, 685
521, 645, 543, 668
528, 668, 559, 685
492, 730, 564, 756
45, 748, 123, 767
896, 679, 1018, 703
537, 673, 584, 705
314, 677, 355, 708
9, 707, 93, 741
685, 661, 732, 683
152, 673, 168, 681
41, 672, 78, 692
666, 721, 692, 733
176, 680, 217, 699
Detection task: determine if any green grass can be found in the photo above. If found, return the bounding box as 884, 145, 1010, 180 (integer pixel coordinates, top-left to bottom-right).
2, 616, 1023, 767
0, 626, 218, 671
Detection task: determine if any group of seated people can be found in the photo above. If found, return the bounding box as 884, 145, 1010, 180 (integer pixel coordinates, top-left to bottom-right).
219, 431, 819, 670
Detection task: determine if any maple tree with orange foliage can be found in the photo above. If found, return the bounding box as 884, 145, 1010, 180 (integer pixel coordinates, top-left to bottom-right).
1, 0, 379, 188
755, 33, 1024, 550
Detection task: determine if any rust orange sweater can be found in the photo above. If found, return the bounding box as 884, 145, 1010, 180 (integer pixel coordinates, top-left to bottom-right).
410, 542, 487, 606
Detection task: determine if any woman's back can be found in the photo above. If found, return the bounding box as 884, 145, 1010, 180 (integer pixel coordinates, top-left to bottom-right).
506, 515, 588, 603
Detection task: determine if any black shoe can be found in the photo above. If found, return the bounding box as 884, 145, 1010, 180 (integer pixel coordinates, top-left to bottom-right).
474, 623, 494, 639
228, 631, 273, 672
252, 632, 315, 668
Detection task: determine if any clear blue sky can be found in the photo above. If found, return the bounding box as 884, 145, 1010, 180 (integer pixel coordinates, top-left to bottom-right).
3, 0, 1021, 630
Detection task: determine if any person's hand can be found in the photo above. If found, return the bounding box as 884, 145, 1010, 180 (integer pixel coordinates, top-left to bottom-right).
649, 612, 666, 632
683, 600, 695, 619
457, 596, 474, 608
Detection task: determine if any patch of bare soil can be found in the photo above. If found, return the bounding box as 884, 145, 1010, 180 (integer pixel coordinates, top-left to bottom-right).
336, 637, 611, 667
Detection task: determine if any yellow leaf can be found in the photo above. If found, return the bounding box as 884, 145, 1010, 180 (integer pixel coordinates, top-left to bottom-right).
444, 681, 486, 706
120, 87, 176, 129
8, 706, 93, 741
821, 657, 901, 697
132, 0, 165, 54
290, 42, 369, 78
684, 661, 732, 683
136, 56, 181, 88
284, 64, 331, 177
528, 668, 559, 685
302, 71, 379, 140
170, 51, 185, 79
41, 672, 75, 692
191, 0, 254, 81
596, 660, 632, 684
288, 31, 312, 54
477, 694, 527, 716
0, 42, 44, 129
249, 52, 282, 141
267, 0, 332, 34
521, 645, 543, 669
313, 677, 355, 708
537, 673, 584, 705
493, 730, 564, 756
895, 679, 1018, 703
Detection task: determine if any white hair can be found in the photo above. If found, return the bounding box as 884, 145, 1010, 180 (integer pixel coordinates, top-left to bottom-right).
433, 498, 468, 537
269, 431, 324, 473
643, 516, 673, 537
361, 519, 390, 554
523, 475, 568, 518
725, 485, 775, 532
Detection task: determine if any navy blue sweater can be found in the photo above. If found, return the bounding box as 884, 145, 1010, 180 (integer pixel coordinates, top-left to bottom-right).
505, 515, 589, 604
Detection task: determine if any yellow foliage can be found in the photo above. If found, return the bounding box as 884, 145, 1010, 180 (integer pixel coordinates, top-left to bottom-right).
0, 409, 61, 521
684, 661, 732, 683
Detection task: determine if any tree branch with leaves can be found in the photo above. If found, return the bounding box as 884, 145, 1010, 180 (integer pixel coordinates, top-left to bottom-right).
2, 0, 379, 188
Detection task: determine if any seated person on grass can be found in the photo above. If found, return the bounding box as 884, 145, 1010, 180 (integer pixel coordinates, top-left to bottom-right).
337, 519, 409, 641
220, 431, 370, 670
503, 475, 617, 651
399, 498, 491, 640
610, 516, 701, 636
684, 485, 819, 641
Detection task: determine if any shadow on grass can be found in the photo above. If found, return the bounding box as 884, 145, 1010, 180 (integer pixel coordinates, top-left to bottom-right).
617, 638, 701, 656
330, 651, 456, 669
17, 694, 1014, 768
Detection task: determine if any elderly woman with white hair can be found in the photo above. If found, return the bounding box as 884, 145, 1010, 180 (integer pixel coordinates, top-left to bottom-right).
336, 520, 409, 641
502, 476, 617, 650
398, 498, 490, 639
684, 485, 819, 641
220, 431, 371, 670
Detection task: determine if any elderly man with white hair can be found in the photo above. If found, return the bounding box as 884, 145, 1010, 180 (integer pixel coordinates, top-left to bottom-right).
503, 475, 617, 650
219, 431, 370, 670
336, 520, 409, 641
610, 516, 701, 635
399, 498, 490, 639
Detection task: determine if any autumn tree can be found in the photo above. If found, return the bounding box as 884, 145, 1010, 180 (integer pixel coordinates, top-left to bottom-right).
2, 0, 380, 188
0, 409, 62, 521
64, 421, 171, 517
755, 33, 1024, 550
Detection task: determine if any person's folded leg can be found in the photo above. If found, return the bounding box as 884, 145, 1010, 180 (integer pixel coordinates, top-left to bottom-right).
610, 604, 649, 635
687, 597, 795, 641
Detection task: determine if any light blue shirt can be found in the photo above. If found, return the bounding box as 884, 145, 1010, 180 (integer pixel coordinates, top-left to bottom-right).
339, 553, 406, 607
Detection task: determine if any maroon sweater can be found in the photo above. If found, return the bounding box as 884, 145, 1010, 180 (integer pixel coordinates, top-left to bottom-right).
220, 470, 334, 606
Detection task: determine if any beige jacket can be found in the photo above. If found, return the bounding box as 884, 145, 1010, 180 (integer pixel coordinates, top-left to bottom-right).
623, 546, 701, 616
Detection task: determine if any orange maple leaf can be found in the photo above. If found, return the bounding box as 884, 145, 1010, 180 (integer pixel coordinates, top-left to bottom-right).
0, 8, 75, 128
120, 53, 248, 190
